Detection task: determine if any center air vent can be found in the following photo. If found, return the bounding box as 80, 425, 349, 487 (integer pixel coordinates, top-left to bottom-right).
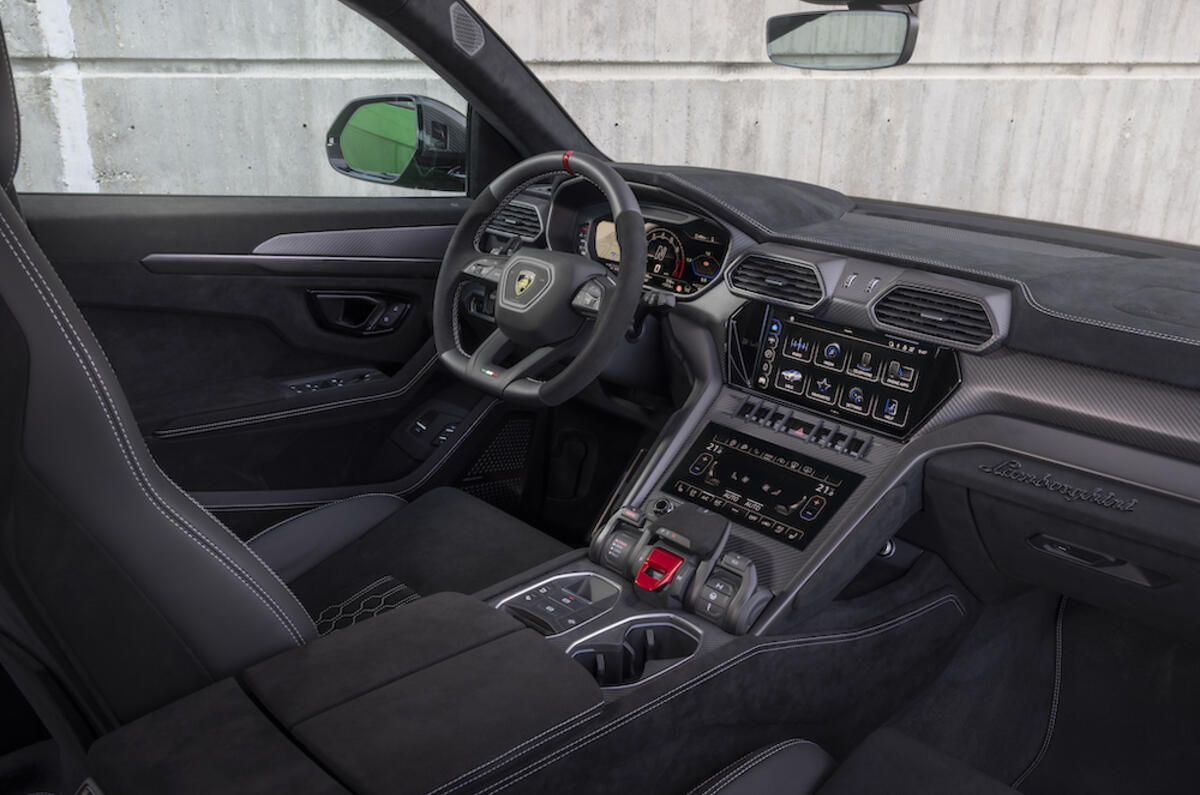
873, 286, 995, 347
486, 202, 542, 241
728, 255, 824, 309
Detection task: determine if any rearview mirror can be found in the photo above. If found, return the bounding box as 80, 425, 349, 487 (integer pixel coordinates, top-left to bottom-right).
326, 95, 467, 192
766, 9, 918, 71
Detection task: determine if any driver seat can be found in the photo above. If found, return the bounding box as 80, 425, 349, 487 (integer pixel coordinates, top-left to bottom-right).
0, 21, 567, 729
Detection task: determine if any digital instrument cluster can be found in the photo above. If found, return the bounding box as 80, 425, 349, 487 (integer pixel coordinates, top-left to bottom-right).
577, 212, 730, 296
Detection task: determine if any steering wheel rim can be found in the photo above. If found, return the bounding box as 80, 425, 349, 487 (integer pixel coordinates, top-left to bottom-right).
433, 151, 647, 407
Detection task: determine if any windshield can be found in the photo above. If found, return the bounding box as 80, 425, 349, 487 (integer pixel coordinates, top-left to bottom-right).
491, 3, 1199, 247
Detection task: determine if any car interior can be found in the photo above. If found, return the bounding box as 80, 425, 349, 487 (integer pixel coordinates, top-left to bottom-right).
1, 1, 1199, 793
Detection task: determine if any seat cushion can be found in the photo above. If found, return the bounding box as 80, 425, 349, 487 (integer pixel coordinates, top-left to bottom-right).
688, 740, 836, 795
285, 487, 572, 632
818, 728, 1019, 795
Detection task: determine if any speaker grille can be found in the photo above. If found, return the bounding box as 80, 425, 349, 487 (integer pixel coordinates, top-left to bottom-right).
450, 2, 485, 56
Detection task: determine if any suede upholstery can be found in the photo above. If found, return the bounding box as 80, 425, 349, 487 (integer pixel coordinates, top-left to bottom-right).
288, 486, 570, 615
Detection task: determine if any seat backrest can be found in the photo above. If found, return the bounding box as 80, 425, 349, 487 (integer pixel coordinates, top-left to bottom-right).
0, 22, 314, 729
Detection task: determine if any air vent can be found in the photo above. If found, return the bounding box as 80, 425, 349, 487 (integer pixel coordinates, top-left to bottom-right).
486, 202, 542, 241
873, 286, 994, 347
729, 255, 824, 308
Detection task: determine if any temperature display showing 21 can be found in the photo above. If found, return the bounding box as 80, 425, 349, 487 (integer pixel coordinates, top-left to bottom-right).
666, 423, 864, 550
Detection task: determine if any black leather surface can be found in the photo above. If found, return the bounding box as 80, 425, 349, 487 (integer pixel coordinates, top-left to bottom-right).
819, 728, 1018, 795
688, 739, 835, 795
249, 493, 407, 582
0, 23, 322, 722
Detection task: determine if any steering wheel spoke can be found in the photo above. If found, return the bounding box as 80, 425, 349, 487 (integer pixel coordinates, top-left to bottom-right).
570, 275, 613, 318
461, 256, 505, 284
467, 328, 578, 398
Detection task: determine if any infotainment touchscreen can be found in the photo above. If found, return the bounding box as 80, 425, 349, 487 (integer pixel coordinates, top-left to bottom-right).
666, 423, 863, 551
728, 303, 962, 438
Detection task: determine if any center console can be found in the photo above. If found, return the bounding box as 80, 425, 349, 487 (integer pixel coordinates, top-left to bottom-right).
536, 301, 962, 656
89, 298, 969, 795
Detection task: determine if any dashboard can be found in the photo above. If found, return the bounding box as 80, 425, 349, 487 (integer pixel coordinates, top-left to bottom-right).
503, 164, 1200, 643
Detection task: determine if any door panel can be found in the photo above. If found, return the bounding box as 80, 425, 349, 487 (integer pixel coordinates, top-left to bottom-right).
24, 193, 487, 510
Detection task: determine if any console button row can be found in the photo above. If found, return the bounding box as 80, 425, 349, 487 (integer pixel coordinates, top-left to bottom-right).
670, 480, 809, 544
511, 584, 604, 633
735, 397, 873, 460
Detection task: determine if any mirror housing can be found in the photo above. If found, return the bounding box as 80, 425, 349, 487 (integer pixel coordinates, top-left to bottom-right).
766, 7, 918, 71
326, 95, 467, 192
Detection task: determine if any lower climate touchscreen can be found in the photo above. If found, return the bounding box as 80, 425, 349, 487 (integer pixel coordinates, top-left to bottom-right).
667, 423, 863, 551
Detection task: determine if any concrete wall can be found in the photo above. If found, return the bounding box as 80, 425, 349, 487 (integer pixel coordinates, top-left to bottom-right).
3, 0, 1198, 244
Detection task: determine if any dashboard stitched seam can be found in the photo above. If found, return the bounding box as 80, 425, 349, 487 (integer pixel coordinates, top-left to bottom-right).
660, 173, 1200, 348
0, 209, 308, 645
154, 354, 440, 438
478, 594, 964, 794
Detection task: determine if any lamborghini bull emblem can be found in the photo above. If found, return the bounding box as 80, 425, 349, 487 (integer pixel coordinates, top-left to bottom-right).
514, 269, 537, 296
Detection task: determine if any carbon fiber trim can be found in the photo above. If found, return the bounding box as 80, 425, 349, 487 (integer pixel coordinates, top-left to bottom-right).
252, 225, 455, 259
920, 350, 1200, 462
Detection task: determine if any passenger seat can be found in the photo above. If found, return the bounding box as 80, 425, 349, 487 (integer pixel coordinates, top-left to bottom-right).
688, 728, 1018, 795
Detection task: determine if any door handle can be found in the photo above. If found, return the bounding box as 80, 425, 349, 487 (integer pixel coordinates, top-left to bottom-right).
307, 291, 410, 336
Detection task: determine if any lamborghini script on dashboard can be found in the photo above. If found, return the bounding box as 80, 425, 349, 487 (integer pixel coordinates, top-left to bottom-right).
978, 459, 1139, 512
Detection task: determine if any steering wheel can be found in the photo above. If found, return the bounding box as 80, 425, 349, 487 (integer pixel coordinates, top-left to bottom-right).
433, 151, 647, 406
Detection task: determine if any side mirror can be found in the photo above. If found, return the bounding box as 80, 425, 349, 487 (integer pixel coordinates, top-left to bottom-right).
326, 95, 467, 192
766, 9, 918, 71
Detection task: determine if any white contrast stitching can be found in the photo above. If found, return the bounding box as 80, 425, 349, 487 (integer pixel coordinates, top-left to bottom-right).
246, 493, 404, 545
477, 595, 964, 794
428, 701, 605, 795
0, 208, 308, 644
1012, 597, 1067, 788
698, 739, 815, 795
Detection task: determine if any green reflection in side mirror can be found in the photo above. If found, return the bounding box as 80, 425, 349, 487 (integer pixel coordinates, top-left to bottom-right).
339, 101, 418, 176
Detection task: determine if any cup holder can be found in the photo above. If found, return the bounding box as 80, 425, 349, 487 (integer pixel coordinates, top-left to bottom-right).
569, 619, 700, 687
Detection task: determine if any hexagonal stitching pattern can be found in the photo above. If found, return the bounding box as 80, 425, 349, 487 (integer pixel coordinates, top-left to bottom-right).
314, 575, 419, 636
